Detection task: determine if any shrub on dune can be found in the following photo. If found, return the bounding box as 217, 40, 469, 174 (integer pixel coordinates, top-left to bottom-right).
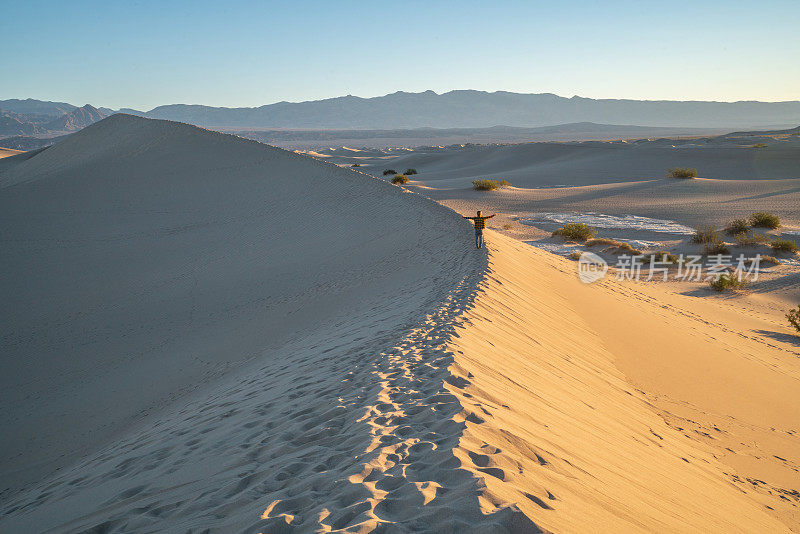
472, 179, 511, 191
749, 211, 781, 229
704, 241, 731, 255
667, 167, 697, 178
760, 255, 781, 266
639, 251, 679, 264
552, 223, 597, 242
734, 230, 770, 246
404, 168, 418, 175
752, 143, 768, 148
472, 179, 499, 191
691, 225, 720, 244
382, 169, 397, 176
351, 163, 361, 167
770, 239, 798, 254
391, 174, 410, 184
709, 273, 748, 292
568, 251, 583, 260
725, 218, 749, 235
788, 305, 800, 333
585, 238, 641, 255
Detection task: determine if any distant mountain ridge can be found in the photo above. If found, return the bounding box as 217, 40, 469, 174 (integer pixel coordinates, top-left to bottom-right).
45, 104, 107, 131
2, 91, 800, 141
131, 90, 800, 129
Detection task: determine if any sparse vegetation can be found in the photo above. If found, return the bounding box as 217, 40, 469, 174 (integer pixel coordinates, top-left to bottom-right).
382, 169, 397, 176
734, 230, 770, 246
391, 174, 410, 184
667, 167, 697, 179
787, 305, 800, 333
691, 225, 720, 244
709, 273, 748, 292
568, 251, 583, 261
472, 179, 512, 191
704, 241, 731, 255
585, 238, 641, 254
502, 223, 513, 230
552, 223, 597, 242
752, 143, 768, 148
351, 163, 361, 167
472, 179, 499, 191
638, 251, 680, 264
770, 239, 798, 254
404, 168, 418, 175
725, 219, 749, 235
760, 255, 781, 266
749, 211, 780, 229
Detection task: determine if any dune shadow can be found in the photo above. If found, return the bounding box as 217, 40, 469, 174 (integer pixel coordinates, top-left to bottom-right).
754, 329, 800, 347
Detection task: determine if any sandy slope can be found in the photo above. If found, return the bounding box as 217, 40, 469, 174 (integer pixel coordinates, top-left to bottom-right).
0, 147, 24, 159
446, 232, 798, 532
0, 115, 484, 506
314, 133, 800, 188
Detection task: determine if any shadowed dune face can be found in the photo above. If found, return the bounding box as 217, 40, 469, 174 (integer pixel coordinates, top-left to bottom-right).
0, 115, 485, 498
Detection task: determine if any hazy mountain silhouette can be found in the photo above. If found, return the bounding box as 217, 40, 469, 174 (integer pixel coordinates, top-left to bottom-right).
134, 90, 800, 129
44, 104, 107, 131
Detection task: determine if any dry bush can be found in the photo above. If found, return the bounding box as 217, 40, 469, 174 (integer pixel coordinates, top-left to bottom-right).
667, 167, 697, 178
749, 211, 780, 229
552, 223, 597, 242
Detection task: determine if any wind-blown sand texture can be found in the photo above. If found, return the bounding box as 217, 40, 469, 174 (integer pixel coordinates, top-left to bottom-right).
1, 116, 797, 532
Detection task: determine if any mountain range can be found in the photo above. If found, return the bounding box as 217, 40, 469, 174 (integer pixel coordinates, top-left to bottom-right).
2, 91, 800, 141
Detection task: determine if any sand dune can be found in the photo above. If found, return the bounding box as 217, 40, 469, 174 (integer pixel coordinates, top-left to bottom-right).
2, 116, 797, 532
316, 130, 800, 188
0, 147, 24, 159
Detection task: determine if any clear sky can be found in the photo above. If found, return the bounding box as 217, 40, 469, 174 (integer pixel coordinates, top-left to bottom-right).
2, 0, 798, 110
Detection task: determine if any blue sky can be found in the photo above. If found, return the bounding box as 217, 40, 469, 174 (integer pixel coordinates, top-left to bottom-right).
2, 0, 798, 110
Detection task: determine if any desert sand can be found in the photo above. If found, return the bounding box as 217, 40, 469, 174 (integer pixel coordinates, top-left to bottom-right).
1, 116, 798, 532
0, 147, 24, 159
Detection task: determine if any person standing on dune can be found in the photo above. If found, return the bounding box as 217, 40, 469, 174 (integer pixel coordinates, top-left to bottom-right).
463, 210, 495, 249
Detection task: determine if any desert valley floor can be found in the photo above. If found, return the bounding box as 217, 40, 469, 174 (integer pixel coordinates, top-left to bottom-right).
1, 115, 798, 533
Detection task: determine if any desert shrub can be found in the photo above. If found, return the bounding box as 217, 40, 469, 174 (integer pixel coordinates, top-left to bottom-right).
749, 211, 780, 229
351, 163, 361, 167
472, 179, 511, 191
568, 251, 582, 261
787, 305, 800, 333
725, 219, 749, 235
752, 143, 767, 148
667, 167, 697, 178
639, 251, 680, 264
704, 241, 730, 255
691, 225, 720, 244
552, 223, 597, 242
404, 168, 418, 175
472, 179, 499, 191
585, 238, 640, 254
391, 174, 409, 184
382, 169, 397, 176
760, 255, 781, 266
770, 239, 798, 253
734, 231, 770, 246
502, 223, 513, 230
709, 273, 748, 292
